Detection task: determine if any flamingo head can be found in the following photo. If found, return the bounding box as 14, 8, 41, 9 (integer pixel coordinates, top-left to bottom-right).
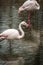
21, 21, 29, 27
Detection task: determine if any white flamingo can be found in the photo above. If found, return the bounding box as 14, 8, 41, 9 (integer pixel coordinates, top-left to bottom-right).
18, 0, 40, 27
0, 21, 28, 40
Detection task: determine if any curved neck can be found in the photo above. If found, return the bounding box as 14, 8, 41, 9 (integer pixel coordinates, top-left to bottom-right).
18, 23, 24, 39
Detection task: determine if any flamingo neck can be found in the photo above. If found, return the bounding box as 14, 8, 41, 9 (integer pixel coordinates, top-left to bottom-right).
18, 23, 24, 39
27, 12, 30, 27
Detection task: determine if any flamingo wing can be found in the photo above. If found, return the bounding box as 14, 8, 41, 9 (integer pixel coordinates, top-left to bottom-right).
0, 29, 19, 39
21, 0, 40, 10
22, 0, 34, 7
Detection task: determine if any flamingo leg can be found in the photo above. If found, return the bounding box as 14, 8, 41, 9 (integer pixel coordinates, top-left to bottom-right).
27, 11, 31, 28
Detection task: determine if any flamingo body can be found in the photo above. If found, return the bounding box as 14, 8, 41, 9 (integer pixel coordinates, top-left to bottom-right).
18, 0, 40, 13
0, 21, 28, 40
0, 29, 20, 39
18, 0, 40, 28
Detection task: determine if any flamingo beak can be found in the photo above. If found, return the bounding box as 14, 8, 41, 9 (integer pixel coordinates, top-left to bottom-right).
18, 8, 21, 14
26, 24, 29, 28
26, 22, 31, 28
18, 7, 24, 14
18, 10, 20, 14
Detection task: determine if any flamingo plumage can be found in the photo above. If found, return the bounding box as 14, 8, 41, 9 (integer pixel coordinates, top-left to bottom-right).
0, 21, 28, 40
18, 0, 40, 27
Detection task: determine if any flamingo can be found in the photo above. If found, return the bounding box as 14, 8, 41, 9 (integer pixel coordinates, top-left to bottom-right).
0, 21, 28, 40
18, 0, 40, 27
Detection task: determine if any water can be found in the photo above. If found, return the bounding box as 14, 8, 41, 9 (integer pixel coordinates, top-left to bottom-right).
0, 0, 41, 65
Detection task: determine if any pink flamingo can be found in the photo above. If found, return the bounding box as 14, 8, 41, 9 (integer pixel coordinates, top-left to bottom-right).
0, 21, 28, 40
18, 0, 40, 27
